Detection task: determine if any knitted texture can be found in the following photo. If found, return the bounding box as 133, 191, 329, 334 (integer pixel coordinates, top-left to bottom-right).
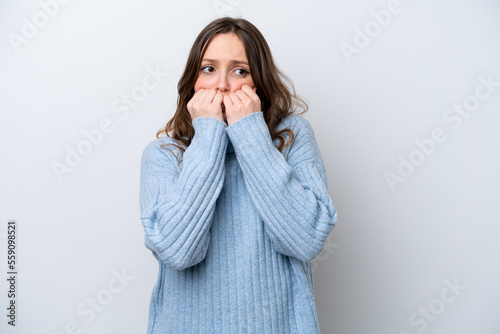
139, 111, 338, 333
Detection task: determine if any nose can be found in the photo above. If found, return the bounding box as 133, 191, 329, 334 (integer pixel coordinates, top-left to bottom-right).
217, 73, 230, 93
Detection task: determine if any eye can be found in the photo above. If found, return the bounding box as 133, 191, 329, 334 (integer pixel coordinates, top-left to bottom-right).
200, 65, 215, 73
234, 68, 249, 76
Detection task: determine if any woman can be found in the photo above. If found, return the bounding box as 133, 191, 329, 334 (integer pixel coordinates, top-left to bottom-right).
140, 16, 338, 334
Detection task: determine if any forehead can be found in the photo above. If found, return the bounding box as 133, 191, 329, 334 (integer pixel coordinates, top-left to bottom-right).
203, 33, 248, 61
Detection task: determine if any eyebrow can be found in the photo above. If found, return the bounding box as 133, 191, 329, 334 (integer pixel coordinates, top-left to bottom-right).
202, 58, 249, 66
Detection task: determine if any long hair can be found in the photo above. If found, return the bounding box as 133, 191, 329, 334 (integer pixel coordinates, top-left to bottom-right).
156, 17, 308, 166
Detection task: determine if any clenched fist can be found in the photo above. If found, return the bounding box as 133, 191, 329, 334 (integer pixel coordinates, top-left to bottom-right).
187, 89, 225, 124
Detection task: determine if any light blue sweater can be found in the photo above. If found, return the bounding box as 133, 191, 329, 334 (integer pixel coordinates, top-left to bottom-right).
139, 111, 338, 333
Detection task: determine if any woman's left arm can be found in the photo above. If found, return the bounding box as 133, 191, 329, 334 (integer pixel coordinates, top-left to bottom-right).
226, 111, 338, 262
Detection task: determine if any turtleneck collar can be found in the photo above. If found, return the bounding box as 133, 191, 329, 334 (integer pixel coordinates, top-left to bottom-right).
226, 136, 235, 153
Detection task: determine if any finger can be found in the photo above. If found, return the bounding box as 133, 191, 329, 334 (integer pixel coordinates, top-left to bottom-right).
189, 90, 207, 111
228, 92, 241, 104
188, 89, 207, 115
212, 92, 223, 107
223, 95, 234, 109
203, 89, 217, 104
197, 89, 209, 104
241, 85, 258, 100
191, 88, 204, 102
187, 91, 198, 111
235, 89, 251, 105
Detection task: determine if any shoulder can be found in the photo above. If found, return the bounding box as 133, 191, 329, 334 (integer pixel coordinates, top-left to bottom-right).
141, 136, 183, 170
276, 113, 316, 138
276, 113, 325, 168
275, 113, 319, 148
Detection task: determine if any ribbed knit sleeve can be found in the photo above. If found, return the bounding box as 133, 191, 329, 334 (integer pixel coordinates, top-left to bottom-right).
225, 111, 337, 262
139, 117, 228, 270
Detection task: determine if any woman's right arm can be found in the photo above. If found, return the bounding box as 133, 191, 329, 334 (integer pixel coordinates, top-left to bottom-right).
139, 117, 228, 270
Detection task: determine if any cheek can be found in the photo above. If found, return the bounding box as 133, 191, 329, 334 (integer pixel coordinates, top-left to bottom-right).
194, 77, 208, 91
233, 78, 255, 91
246, 78, 256, 90
193, 79, 202, 91
194, 77, 217, 91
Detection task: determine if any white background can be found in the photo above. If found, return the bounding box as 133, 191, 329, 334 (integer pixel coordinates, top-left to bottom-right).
1, 0, 499, 333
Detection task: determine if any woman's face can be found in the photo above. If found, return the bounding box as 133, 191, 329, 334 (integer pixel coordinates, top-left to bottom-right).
194, 33, 256, 122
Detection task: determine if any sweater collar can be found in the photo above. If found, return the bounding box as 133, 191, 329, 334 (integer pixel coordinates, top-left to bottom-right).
226, 136, 234, 153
